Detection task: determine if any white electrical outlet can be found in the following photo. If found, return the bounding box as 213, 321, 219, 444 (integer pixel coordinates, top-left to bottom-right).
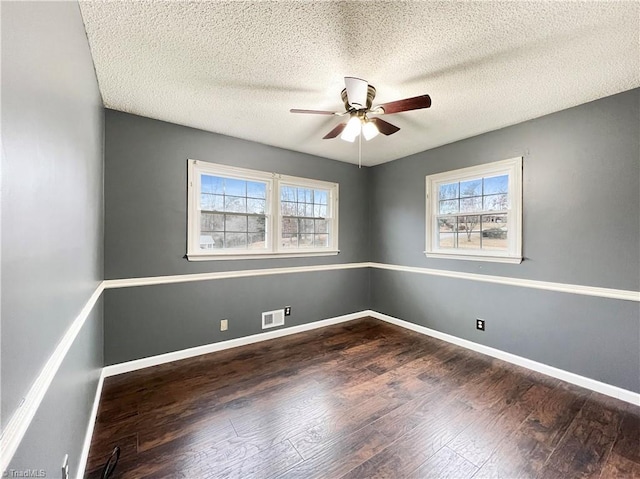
62, 454, 69, 479
220, 319, 228, 331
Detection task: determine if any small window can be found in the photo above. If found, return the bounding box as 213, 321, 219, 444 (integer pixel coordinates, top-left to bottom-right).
188, 160, 339, 260
425, 157, 522, 263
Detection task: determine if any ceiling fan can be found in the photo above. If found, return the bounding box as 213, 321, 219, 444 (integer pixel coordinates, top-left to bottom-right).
290, 77, 431, 142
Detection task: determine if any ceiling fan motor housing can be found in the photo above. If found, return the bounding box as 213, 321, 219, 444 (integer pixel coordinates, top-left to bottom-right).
341, 85, 377, 111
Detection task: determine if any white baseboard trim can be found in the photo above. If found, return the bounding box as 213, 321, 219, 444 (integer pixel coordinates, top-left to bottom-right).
101, 308, 639, 407
102, 310, 366, 377
76, 369, 105, 479
368, 310, 640, 406
0, 282, 105, 473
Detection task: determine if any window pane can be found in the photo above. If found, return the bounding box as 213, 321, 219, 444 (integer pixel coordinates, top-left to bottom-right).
211, 232, 225, 248
300, 219, 314, 234
439, 200, 459, 214
458, 216, 481, 248
315, 219, 328, 233
201, 213, 224, 231
298, 234, 313, 247
314, 190, 328, 205
460, 197, 482, 213
281, 233, 297, 248
201, 194, 224, 211
225, 214, 247, 232
458, 232, 481, 249
297, 188, 312, 203
281, 201, 296, 216
247, 181, 266, 199
482, 214, 508, 251
225, 232, 247, 248
483, 175, 508, 195
307, 204, 315, 217
296, 203, 307, 217
314, 234, 329, 247
247, 198, 266, 214
438, 182, 459, 200
459, 215, 481, 232
225, 196, 246, 213
438, 217, 456, 233
199, 234, 218, 250
224, 178, 246, 196
483, 193, 508, 211
438, 232, 455, 249
248, 232, 266, 249
282, 217, 298, 234
248, 216, 266, 233
281, 186, 296, 202
313, 204, 327, 218
201, 175, 224, 194
460, 179, 482, 197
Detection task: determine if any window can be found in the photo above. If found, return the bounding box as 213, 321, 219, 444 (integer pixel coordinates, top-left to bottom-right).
425, 157, 522, 263
280, 184, 331, 249
187, 160, 338, 260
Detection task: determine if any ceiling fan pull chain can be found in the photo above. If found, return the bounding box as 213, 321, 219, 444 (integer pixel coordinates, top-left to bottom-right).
358, 131, 362, 168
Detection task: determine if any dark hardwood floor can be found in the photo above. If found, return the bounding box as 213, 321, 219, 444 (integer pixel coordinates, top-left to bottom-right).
85, 318, 640, 478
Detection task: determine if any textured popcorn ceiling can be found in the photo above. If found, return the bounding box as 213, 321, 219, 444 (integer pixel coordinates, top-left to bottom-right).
79, 1, 639, 166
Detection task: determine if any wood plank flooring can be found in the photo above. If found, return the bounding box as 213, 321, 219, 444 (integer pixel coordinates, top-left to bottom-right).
85, 318, 640, 478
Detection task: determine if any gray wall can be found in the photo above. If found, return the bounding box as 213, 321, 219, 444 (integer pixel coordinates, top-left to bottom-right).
369, 89, 640, 392
103, 111, 370, 364
370, 89, 639, 291
10, 305, 103, 474
105, 270, 368, 365
104, 110, 371, 279
1, 1, 104, 475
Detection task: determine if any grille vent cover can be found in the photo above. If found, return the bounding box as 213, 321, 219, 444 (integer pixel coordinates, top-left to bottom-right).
262, 309, 285, 329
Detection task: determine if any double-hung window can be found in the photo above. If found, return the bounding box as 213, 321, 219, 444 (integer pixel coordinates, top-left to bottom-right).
187, 160, 339, 260
280, 181, 332, 250
425, 157, 523, 263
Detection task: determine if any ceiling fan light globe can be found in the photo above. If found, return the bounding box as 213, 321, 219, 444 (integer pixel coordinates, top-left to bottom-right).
341, 116, 362, 142
362, 121, 379, 141
341, 131, 359, 142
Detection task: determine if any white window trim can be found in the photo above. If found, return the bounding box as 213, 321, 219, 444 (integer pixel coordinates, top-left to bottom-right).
187, 160, 339, 260
425, 157, 523, 264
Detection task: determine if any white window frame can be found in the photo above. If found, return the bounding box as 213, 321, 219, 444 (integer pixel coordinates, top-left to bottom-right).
425, 157, 523, 264
187, 160, 339, 260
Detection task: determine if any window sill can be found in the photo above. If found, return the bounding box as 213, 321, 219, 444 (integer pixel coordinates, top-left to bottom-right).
424, 252, 523, 264
187, 250, 340, 261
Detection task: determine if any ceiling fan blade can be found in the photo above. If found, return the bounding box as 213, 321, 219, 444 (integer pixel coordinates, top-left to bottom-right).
344, 77, 368, 109
290, 109, 340, 115
370, 117, 400, 136
375, 94, 431, 115
323, 122, 347, 139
